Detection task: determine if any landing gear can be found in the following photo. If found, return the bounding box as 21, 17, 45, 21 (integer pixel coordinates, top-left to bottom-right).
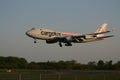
34, 39, 37, 43
65, 43, 72, 46
59, 42, 72, 47
59, 42, 63, 47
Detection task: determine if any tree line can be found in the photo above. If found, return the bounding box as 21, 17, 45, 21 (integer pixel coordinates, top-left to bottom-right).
0, 56, 120, 70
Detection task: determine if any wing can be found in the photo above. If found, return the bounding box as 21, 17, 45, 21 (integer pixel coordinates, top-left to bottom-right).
72, 29, 114, 39
54, 29, 114, 43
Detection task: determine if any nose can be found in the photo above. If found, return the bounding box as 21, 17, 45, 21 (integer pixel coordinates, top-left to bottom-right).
25, 30, 31, 36
25, 31, 29, 36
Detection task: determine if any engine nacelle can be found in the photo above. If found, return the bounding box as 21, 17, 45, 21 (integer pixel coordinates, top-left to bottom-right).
85, 35, 94, 39
66, 36, 73, 41
46, 39, 57, 44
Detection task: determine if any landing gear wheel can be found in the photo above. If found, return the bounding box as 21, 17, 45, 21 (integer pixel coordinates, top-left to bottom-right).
59, 42, 62, 47
65, 43, 72, 46
34, 40, 37, 43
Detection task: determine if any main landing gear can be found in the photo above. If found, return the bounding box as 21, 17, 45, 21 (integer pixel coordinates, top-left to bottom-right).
65, 42, 72, 46
58, 42, 72, 47
59, 42, 63, 47
34, 39, 37, 43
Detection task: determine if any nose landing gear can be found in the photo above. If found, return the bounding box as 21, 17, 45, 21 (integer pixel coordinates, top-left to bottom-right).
34, 39, 37, 43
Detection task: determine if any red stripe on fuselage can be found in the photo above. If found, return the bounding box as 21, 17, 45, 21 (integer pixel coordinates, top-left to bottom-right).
61, 33, 76, 37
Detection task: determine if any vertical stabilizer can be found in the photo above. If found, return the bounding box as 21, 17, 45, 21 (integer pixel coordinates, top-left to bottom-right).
96, 23, 107, 33
96, 23, 107, 38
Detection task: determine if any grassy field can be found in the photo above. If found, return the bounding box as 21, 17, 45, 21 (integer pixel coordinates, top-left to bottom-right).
0, 70, 120, 80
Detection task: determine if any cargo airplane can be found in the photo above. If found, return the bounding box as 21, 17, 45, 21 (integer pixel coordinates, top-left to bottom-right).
26, 23, 114, 47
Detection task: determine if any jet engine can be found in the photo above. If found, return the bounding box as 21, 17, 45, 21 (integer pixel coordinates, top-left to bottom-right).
65, 36, 73, 42
85, 35, 94, 39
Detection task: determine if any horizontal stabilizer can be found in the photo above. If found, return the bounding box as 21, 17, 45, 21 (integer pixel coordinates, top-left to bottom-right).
98, 35, 114, 39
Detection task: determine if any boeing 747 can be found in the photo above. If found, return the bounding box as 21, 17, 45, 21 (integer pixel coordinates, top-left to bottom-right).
26, 23, 114, 47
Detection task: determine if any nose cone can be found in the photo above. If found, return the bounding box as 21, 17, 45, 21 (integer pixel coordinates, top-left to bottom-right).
25, 31, 29, 36
25, 28, 37, 38
25, 30, 32, 37
25, 30, 36, 39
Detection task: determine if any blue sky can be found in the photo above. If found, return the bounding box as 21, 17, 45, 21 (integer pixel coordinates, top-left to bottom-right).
0, 0, 120, 63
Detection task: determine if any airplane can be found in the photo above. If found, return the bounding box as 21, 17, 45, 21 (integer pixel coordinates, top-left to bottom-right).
25, 23, 114, 47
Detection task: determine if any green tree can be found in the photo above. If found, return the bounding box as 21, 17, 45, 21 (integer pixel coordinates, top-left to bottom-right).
105, 60, 113, 70
18, 58, 28, 69
28, 62, 40, 69
0, 56, 5, 68
114, 61, 120, 70
0, 56, 28, 69
88, 61, 96, 70
97, 60, 105, 70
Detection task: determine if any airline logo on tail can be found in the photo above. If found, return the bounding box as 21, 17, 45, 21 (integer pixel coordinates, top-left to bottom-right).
96, 23, 108, 39
96, 23, 107, 33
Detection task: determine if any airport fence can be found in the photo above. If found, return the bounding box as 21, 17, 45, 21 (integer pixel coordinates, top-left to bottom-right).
0, 70, 120, 80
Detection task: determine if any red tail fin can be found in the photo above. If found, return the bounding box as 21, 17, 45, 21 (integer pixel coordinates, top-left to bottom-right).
96, 23, 107, 33
96, 23, 108, 39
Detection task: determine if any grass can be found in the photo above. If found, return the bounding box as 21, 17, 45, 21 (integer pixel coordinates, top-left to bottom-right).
0, 70, 120, 80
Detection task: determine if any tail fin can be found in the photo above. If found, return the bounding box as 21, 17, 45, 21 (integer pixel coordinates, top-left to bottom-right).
95, 23, 108, 38
96, 23, 107, 33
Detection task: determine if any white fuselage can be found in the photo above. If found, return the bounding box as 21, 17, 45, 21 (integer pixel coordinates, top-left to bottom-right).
26, 28, 79, 40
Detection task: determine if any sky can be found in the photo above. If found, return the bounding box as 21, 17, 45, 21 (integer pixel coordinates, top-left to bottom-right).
0, 0, 120, 64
